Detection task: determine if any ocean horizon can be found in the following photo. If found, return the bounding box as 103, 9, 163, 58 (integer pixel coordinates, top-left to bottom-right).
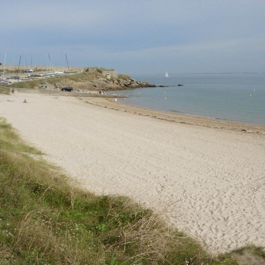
114, 73, 265, 125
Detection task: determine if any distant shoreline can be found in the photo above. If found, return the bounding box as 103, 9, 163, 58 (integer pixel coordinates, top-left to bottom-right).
82, 96, 265, 135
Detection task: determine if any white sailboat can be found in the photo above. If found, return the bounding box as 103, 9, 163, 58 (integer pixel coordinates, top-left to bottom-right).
165, 72, 169, 78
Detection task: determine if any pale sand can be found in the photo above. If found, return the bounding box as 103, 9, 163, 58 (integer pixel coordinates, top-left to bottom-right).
0, 92, 265, 254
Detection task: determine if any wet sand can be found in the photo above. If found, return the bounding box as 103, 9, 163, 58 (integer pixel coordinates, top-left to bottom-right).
83, 96, 265, 135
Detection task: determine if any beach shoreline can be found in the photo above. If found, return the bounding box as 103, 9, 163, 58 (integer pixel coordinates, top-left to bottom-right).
14, 86, 265, 134
82, 95, 265, 135
1, 91, 265, 254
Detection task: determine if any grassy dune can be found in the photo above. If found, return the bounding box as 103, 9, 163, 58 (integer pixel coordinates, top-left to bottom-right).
0, 112, 264, 264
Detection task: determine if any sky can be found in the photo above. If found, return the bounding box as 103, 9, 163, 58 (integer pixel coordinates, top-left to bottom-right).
0, 0, 265, 75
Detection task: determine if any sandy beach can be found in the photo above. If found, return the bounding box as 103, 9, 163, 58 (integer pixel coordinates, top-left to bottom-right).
0, 92, 265, 254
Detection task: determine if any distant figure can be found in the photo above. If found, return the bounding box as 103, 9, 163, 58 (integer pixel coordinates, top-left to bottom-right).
23, 99, 27, 103
11, 89, 15, 94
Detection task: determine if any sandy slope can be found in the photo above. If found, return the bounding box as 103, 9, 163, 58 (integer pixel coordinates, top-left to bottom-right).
0, 92, 265, 254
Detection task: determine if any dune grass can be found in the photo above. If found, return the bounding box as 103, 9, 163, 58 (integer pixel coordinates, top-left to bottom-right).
0, 86, 10, 94
0, 117, 262, 265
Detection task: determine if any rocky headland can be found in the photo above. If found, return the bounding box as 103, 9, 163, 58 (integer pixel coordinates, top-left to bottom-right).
10, 67, 156, 92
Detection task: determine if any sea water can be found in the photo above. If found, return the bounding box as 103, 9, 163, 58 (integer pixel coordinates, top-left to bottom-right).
115, 73, 265, 125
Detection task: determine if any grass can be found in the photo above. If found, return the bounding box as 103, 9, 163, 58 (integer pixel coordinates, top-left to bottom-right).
0, 86, 10, 94
0, 117, 264, 264
10, 71, 106, 90
117, 74, 131, 80
10, 80, 41, 89
9, 70, 135, 91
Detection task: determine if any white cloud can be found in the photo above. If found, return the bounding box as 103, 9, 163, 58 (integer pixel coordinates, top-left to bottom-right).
1, 0, 265, 73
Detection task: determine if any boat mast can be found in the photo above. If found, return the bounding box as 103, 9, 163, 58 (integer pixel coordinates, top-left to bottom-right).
2, 53, 7, 78
48, 53, 52, 71
17, 55, 22, 73
65, 53, 70, 70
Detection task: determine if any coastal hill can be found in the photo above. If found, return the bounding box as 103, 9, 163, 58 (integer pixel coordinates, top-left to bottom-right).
1, 65, 155, 91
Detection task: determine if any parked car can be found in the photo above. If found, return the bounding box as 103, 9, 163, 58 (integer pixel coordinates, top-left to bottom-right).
61, 87, 73, 92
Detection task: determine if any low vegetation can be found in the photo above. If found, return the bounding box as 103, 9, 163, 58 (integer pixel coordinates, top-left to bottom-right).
9, 75, 76, 90
9, 68, 110, 89
10, 79, 42, 89
0, 115, 264, 264
0, 86, 10, 94
9, 72, 106, 90
9, 68, 152, 91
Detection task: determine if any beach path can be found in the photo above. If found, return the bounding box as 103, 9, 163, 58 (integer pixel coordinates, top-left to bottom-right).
0, 92, 265, 254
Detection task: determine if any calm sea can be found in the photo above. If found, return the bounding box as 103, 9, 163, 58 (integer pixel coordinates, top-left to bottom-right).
114, 73, 265, 125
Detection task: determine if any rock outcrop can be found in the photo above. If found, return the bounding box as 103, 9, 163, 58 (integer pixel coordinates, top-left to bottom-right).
38, 68, 155, 92
11, 67, 156, 92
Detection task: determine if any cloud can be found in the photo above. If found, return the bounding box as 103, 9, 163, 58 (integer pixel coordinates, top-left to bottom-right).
1, 0, 265, 73
0, 1, 109, 30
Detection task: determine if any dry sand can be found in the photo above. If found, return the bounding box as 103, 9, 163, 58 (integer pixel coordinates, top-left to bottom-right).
0, 92, 265, 254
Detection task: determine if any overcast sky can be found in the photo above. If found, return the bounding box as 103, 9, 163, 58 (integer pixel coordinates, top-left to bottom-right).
1, 0, 265, 74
